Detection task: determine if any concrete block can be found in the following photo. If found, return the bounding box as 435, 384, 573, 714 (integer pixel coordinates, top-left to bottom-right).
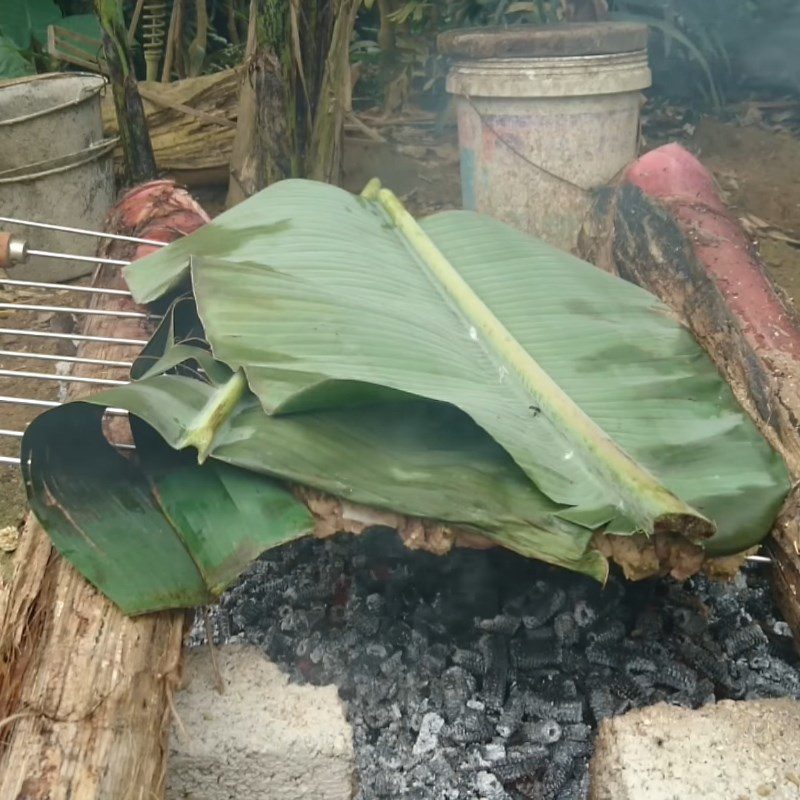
590, 699, 800, 800
166, 644, 356, 800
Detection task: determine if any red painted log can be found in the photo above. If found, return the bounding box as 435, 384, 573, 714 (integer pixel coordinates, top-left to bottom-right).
580, 143, 800, 641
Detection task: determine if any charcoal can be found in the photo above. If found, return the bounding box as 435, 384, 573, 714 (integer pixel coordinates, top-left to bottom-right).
202, 532, 800, 800
563, 723, 592, 741
474, 770, 512, 800
477, 614, 522, 636
655, 660, 698, 693
541, 759, 574, 799
481, 635, 510, 710
553, 612, 579, 647
497, 688, 527, 738
452, 648, 485, 676
573, 600, 597, 628
555, 772, 590, 800
494, 754, 546, 783
724, 622, 769, 657
524, 588, 567, 629
512, 639, 564, 671
520, 719, 562, 744
447, 709, 495, 744
439, 666, 477, 722
586, 619, 626, 645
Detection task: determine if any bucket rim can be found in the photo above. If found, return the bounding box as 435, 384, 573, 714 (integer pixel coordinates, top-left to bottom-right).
0, 72, 107, 129
0, 137, 118, 184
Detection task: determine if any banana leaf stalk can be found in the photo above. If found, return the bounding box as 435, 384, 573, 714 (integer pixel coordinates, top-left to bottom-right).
21, 179, 791, 614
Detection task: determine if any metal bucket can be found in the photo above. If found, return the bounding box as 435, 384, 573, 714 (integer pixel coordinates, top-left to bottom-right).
0, 139, 117, 281
440, 23, 651, 252
0, 73, 107, 172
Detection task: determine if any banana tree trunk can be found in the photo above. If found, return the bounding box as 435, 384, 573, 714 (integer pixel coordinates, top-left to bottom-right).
579, 143, 800, 644
95, 0, 158, 184
227, 0, 360, 206
0, 182, 208, 798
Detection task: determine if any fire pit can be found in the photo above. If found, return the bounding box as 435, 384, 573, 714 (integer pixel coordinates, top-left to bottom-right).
197, 532, 800, 800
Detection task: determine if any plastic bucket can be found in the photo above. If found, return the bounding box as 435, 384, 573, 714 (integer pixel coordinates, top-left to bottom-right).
440, 23, 651, 252
0, 139, 117, 281
0, 73, 107, 172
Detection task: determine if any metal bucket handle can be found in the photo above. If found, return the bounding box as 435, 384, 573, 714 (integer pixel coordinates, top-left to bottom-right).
0, 72, 107, 128
0, 138, 118, 184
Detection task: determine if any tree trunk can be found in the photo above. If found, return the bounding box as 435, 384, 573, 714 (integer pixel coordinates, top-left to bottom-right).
226, 0, 359, 206
579, 143, 800, 643
96, 0, 158, 184
0, 182, 208, 798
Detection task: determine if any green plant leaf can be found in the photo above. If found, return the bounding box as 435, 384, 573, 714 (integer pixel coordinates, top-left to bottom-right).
0, 0, 62, 49
21, 402, 314, 615
24, 370, 607, 580
124, 179, 789, 552
0, 33, 34, 77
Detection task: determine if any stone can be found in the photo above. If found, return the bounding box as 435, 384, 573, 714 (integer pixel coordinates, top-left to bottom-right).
590, 699, 800, 800
166, 644, 356, 800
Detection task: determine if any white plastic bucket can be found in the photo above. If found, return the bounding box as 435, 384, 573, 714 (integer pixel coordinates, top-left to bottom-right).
0, 139, 117, 281
440, 23, 651, 252
0, 72, 107, 172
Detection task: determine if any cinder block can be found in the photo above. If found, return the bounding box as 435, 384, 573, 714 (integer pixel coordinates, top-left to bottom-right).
166, 644, 356, 800
590, 699, 800, 800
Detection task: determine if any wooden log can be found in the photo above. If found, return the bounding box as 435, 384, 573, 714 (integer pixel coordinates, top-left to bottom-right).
579, 143, 800, 642
0, 182, 209, 798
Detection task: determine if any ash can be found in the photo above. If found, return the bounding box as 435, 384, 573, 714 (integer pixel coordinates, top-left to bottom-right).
197, 533, 800, 800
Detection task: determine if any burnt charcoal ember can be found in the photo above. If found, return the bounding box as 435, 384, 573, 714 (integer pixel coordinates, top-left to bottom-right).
524, 587, 567, 629
586, 619, 627, 645
477, 614, 522, 636
438, 666, 477, 723
519, 719, 562, 744
203, 532, 800, 800
563, 723, 592, 741
553, 612, 579, 647
555, 771, 590, 800
497, 687, 527, 737
541, 759, 574, 799
446, 708, 496, 745
481, 634, 510, 710
526, 694, 584, 723
724, 622, 769, 657
655, 660, 698, 693
494, 753, 548, 783
512, 639, 564, 671
452, 648, 485, 676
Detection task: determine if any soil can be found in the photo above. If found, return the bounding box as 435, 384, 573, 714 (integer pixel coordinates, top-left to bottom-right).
0, 285, 86, 529
2, 110, 799, 532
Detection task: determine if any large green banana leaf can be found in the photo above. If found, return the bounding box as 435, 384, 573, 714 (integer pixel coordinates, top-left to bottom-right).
20, 178, 790, 613
123, 179, 788, 545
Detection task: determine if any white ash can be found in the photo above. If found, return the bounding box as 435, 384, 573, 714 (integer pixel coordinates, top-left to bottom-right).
193, 532, 800, 800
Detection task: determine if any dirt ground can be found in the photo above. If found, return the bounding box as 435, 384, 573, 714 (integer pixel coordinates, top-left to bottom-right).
1, 110, 799, 530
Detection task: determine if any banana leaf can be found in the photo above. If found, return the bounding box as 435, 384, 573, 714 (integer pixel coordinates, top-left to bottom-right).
122, 179, 788, 543
20, 179, 791, 612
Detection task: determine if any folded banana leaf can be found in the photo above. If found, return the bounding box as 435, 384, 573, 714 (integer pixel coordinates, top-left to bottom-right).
21, 179, 790, 614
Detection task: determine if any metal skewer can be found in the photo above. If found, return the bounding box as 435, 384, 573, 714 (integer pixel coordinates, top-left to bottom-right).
0, 369, 128, 386
0, 395, 128, 415
0, 216, 169, 248
26, 249, 131, 268
0, 328, 147, 346
0, 349, 133, 368
0, 302, 151, 320
0, 456, 20, 465
0, 428, 22, 438
0, 278, 132, 297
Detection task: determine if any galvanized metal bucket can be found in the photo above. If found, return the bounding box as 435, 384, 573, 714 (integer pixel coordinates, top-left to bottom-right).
0, 72, 107, 172
0, 139, 117, 281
